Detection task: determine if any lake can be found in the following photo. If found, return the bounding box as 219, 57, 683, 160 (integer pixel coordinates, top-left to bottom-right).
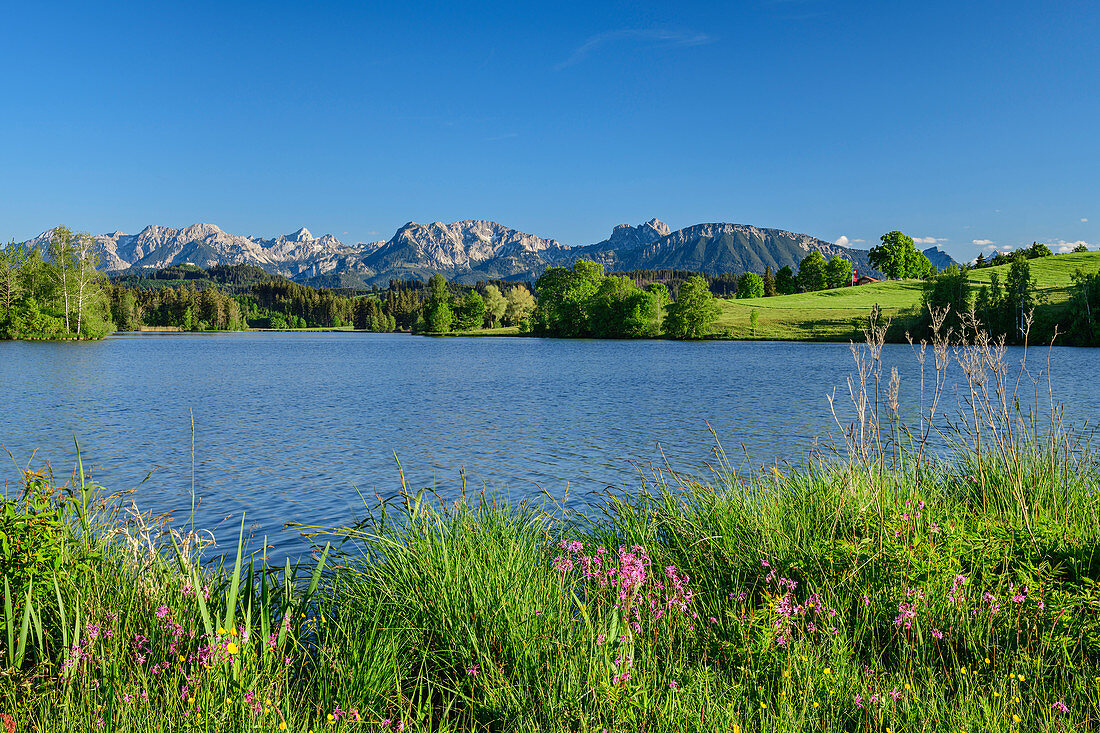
1, 332, 1096, 561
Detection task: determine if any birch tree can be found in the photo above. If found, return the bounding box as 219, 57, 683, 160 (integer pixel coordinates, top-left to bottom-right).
72, 232, 103, 336
47, 227, 76, 333
0, 240, 27, 324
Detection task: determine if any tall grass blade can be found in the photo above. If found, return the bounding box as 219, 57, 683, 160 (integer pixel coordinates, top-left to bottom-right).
223, 515, 246, 631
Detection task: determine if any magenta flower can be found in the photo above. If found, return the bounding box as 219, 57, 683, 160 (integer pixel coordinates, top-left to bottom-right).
552, 556, 574, 574
467, 664, 480, 676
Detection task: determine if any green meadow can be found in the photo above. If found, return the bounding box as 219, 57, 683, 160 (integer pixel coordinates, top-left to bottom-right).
716, 251, 1100, 341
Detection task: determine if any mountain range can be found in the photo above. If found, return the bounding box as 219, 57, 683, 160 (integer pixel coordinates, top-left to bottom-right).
19, 220, 957, 287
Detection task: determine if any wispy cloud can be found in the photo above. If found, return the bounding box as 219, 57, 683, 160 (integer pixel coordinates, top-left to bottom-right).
555, 29, 714, 70
1082, 218, 1089, 223
913, 236, 947, 245
972, 239, 995, 246
833, 235, 865, 247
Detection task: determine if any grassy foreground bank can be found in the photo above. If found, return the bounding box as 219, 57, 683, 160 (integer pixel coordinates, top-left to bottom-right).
3, 334, 1100, 732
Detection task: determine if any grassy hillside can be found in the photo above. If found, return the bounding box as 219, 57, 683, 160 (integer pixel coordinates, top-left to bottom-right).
716, 251, 1100, 341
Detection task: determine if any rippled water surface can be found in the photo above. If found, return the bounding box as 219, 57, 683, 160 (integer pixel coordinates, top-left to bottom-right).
2, 333, 1096, 560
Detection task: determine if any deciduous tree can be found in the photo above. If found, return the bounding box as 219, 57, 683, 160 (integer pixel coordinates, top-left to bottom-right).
869, 231, 933, 279
825, 256, 853, 289
736, 271, 764, 299
504, 285, 535, 325
0, 240, 28, 326
47, 227, 76, 332
482, 284, 507, 328
797, 252, 828, 292
774, 266, 797, 295
664, 275, 720, 339
423, 273, 453, 333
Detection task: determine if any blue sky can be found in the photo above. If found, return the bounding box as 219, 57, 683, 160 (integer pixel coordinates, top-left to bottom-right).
2, 0, 1096, 260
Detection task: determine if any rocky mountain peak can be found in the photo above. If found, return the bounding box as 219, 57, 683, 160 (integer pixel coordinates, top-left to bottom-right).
600, 218, 672, 251
178, 223, 226, 239
646, 218, 671, 236
288, 227, 314, 241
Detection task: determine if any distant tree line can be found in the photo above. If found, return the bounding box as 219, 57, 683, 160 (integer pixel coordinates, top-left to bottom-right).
106, 282, 245, 331
1, 228, 113, 339
415, 275, 535, 334
103, 265, 540, 334
970, 241, 1070, 269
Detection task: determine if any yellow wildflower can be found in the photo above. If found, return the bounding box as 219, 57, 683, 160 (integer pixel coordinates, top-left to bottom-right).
279, 724, 287, 731
327, 714, 335, 723
1013, 714, 1021, 723
227, 642, 239, 655
218, 627, 226, 635
1016, 674, 1025, 682
823, 667, 832, 676
813, 701, 820, 708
